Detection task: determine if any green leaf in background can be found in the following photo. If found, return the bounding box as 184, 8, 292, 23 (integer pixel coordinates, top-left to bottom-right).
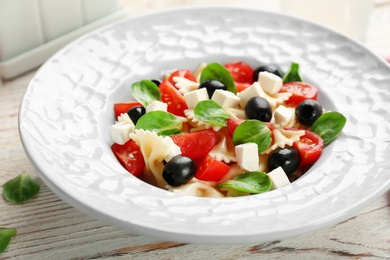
200, 62, 237, 94
232, 120, 272, 153
2, 173, 40, 205
0, 228, 17, 253
194, 100, 231, 127
282, 62, 303, 83
135, 110, 183, 136
217, 172, 271, 194
130, 80, 161, 107
311, 111, 347, 145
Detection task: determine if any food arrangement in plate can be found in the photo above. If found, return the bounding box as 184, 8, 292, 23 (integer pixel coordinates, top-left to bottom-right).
109, 61, 346, 198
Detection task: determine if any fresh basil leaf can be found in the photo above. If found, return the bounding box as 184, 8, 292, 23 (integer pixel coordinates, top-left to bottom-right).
194, 100, 231, 127
135, 110, 183, 136
0, 228, 17, 253
131, 80, 161, 107
217, 172, 271, 194
2, 173, 40, 205
311, 111, 347, 145
282, 62, 303, 83
200, 62, 237, 94
232, 120, 272, 153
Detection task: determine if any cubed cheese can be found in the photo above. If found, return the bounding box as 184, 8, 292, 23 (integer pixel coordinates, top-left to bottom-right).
237, 82, 265, 108
110, 121, 134, 144
235, 143, 259, 171
267, 166, 291, 189
146, 100, 168, 113
258, 71, 283, 94
274, 105, 294, 125
184, 88, 209, 109
211, 89, 240, 108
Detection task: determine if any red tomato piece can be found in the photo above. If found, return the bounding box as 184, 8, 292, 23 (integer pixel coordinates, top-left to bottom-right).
114, 101, 143, 118
224, 61, 254, 84
292, 130, 324, 166
227, 118, 245, 135
194, 156, 230, 182
235, 82, 251, 92
111, 139, 145, 177
171, 130, 217, 159
279, 82, 318, 106
159, 79, 188, 117
167, 69, 197, 87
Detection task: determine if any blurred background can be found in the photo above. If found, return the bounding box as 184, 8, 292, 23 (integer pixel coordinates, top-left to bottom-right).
0, 0, 389, 83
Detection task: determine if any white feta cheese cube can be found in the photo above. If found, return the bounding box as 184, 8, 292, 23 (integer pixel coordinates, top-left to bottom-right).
267, 166, 291, 189
274, 105, 294, 125
164, 136, 182, 162
258, 71, 283, 94
146, 100, 168, 113
235, 143, 259, 171
211, 89, 240, 108
237, 82, 265, 108
110, 121, 134, 145
184, 88, 209, 109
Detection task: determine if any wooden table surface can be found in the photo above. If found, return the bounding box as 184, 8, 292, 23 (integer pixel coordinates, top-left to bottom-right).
1, 1, 390, 259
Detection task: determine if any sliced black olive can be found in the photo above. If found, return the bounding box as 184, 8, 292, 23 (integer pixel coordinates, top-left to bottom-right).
163, 155, 196, 186
126, 106, 145, 124
267, 147, 301, 176
295, 100, 323, 126
198, 80, 227, 98
151, 79, 161, 87
252, 64, 284, 81
245, 96, 272, 122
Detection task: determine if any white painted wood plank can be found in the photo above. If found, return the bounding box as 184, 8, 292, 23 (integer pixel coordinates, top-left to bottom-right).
38, 0, 84, 42
0, 0, 44, 61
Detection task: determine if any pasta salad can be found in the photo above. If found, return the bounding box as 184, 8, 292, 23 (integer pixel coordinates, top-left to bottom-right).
110, 61, 346, 198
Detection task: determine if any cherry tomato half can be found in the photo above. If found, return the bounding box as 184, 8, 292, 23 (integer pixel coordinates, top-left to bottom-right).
114, 101, 143, 118
279, 82, 318, 106
159, 79, 188, 117
111, 139, 145, 177
171, 130, 217, 159
292, 130, 324, 166
224, 61, 254, 84
167, 69, 197, 87
194, 156, 230, 182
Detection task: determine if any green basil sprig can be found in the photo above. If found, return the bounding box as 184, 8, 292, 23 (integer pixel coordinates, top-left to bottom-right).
0, 228, 17, 253
283, 62, 303, 83
131, 80, 161, 107
200, 62, 237, 94
217, 172, 271, 194
2, 173, 40, 205
311, 111, 347, 145
135, 110, 183, 136
194, 100, 231, 127
232, 120, 272, 153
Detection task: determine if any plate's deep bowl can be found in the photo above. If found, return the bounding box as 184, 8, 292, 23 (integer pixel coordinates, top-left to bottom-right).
19, 6, 390, 244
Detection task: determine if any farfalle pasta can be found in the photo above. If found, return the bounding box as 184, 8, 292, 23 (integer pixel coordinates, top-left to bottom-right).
110, 61, 346, 198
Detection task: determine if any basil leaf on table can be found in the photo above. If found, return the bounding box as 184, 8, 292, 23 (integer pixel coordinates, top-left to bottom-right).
194, 100, 231, 127
282, 62, 303, 83
0, 228, 17, 253
311, 111, 347, 145
2, 173, 40, 205
217, 172, 271, 194
232, 120, 272, 153
131, 80, 161, 106
200, 62, 237, 94
135, 110, 183, 136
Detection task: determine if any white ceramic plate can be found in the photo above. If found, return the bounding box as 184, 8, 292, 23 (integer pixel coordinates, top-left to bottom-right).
19, 7, 390, 244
